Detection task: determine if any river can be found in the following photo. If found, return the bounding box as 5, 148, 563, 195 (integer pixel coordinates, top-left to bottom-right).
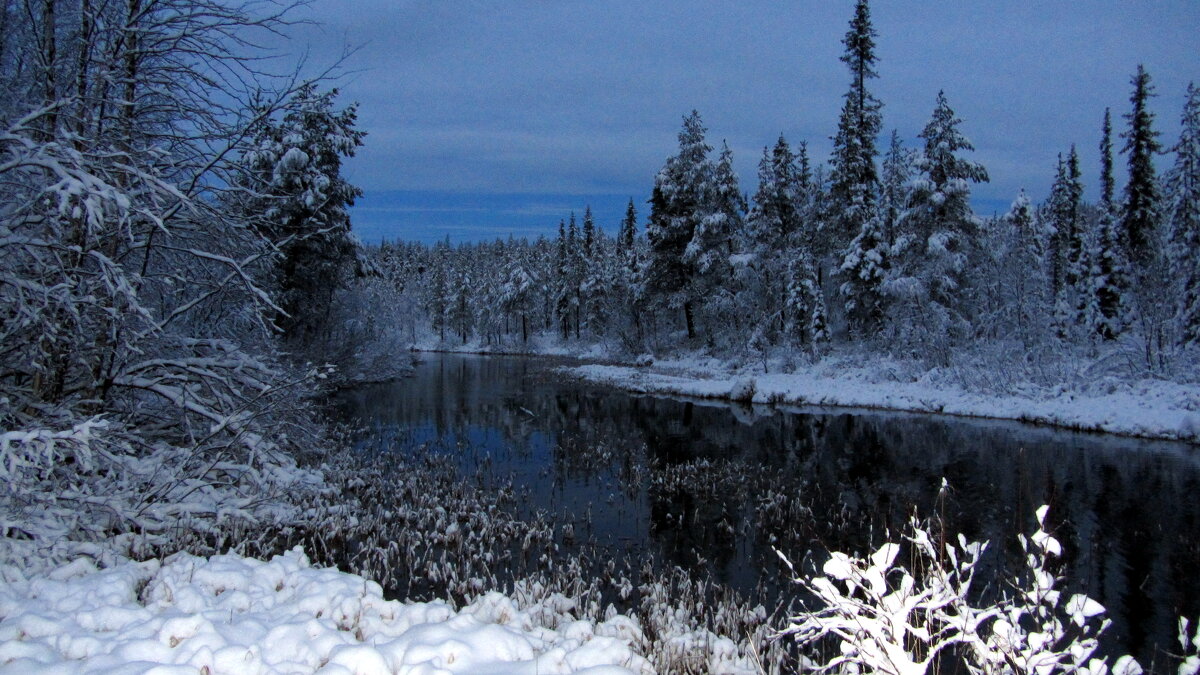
335, 352, 1200, 669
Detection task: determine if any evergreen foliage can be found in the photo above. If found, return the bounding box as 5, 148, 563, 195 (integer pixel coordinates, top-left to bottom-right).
1094, 111, 1130, 339
890, 91, 989, 338
830, 0, 883, 250
1166, 83, 1200, 345
241, 84, 365, 346
646, 110, 713, 340
1121, 65, 1163, 267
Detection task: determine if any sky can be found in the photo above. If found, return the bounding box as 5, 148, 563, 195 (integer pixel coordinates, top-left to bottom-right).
284, 1, 1200, 245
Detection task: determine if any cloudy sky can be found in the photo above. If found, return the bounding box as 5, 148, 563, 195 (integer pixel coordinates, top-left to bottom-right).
286, 1, 1199, 244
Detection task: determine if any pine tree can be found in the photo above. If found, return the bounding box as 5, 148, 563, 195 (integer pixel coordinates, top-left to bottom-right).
242, 84, 365, 345
880, 130, 914, 248
688, 143, 743, 277
645, 110, 713, 340
839, 211, 889, 337
748, 136, 804, 254
999, 191, 1046, 343
616, 198, 644, 344
555, 219, 571, 339
1166, 83, 1200, 345
787, 252, 829, 349
1091, 208, 1130, 340
1045, 150, 1087, 329
746, 136, 805, 336
1100, 108, 1116, 211
1121, 64, 1163, 267
582, 205, 596, 259
1094, 110, 1129, 339
618, 199, 638, 255
829, 0, 883, 250
894, 91, 989, 323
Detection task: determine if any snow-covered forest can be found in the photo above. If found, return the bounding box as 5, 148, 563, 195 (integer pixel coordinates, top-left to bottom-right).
2, 0, 1199, 673
373, 4, 1200, 390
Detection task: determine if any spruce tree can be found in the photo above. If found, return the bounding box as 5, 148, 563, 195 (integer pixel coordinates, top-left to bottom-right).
618, 199, 637, 254
830, 0, 883, 238
835, 3, 890, 339
1166, 83, 1200, 345
567, 213, 583, 338
895, 91, 989, 323
645, 110, 713, 340
830, 0, 884, 259
880, 130, 914, 248
555, 220, 571, 339
748, 137, 804, 253
1100, 108, 1116, 211
582, 205, 596, 259
1121, 64, 1163, 266
1046, 155, 1069, 299
1094, 110, 1129, 339
999, 190, 1046, 344
687, 142, 745, 344
839, 211, 889, 337
787, 253, 829, 349
1091, 207, 1130, 340
746, 136, 804, 335
1045, 149, 1087, 329
243, 84, 365, 345
687, 141, 744, 276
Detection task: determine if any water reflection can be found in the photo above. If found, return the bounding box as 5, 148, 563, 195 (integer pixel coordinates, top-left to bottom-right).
335, 353, 1200, 667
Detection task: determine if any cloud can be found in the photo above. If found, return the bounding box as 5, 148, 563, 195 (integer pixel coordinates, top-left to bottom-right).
288, 1, 1200, 240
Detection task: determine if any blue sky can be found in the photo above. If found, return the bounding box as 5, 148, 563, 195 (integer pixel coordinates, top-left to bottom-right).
286, 1, 1200, 245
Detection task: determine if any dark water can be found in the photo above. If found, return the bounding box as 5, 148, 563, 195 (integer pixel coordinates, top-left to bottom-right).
335, 353, 1200, 668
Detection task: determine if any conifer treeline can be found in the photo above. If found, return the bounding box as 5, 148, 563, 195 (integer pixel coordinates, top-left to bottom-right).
372, 0, 1200, 367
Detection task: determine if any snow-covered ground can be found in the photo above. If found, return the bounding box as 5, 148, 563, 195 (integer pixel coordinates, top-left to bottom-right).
562, 356, 1200, 443
0, 547, 650, 674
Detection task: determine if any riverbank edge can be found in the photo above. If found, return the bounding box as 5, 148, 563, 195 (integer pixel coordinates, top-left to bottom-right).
408, 346, 1200, 444
562, 363, 1200, 444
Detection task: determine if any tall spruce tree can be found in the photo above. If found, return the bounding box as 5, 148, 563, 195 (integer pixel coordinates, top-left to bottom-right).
999, 190, 1046, 345
1046, 150, 1087, 328
894, 91, 989, 323
830, 0, 882, 239
618, 198, 638, 255
1121, 64, 1163, 267
242, 84, 365, 346
831, 0, 884, 290
582, 205, 596, 259
746, 136, 805, 335
1100, 108, 1116, 211
1166, 83, 1200, 345
880, 130, 914, 248
1094, 110, 1129, 339
687, 142, 745, 343
687, 141, 744, 276
645, 110, 713, 339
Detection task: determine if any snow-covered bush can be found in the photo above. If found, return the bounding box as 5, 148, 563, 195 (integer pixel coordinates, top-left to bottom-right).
778, 505, 1143, 675
0, 1, 343, 566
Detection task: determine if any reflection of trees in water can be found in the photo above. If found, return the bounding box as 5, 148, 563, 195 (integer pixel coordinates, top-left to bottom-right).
334, 354, 1200, 667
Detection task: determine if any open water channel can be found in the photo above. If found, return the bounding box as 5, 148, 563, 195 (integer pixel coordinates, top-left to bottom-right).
335, 352, 1200, 669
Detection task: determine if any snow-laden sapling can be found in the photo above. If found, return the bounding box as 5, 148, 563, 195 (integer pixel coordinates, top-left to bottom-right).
777, 505, 1145, 675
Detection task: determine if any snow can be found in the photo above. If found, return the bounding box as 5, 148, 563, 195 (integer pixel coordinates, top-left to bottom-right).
0, 547, 651, 674
561, 357, 1200, 443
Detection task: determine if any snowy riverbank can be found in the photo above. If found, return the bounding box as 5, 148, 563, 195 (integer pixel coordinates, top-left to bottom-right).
0, 547, 650, 674
561, 357, 1200, 443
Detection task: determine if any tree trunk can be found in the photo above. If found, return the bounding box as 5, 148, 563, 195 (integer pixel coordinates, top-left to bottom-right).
684, 301, 696, 340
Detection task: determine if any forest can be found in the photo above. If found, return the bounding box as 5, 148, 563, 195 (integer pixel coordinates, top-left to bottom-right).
371, 5, 1199, 386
